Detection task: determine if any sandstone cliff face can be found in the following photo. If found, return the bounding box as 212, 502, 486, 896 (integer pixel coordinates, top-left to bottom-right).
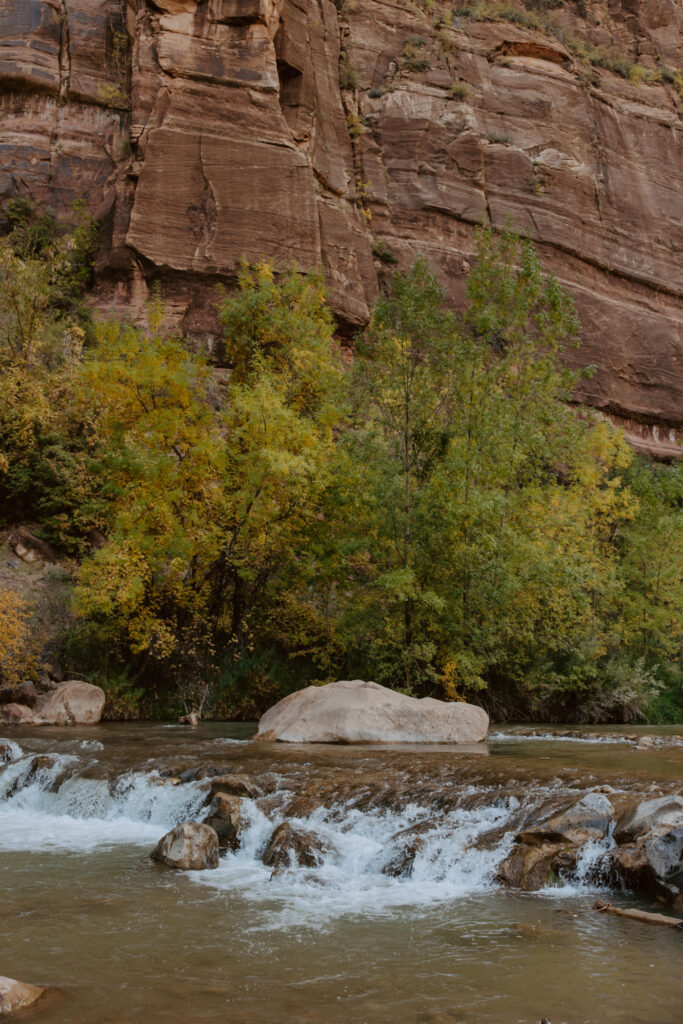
1, 0, 681, 455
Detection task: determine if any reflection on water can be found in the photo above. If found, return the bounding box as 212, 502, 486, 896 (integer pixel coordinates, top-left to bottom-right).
0, 721, 681, 1024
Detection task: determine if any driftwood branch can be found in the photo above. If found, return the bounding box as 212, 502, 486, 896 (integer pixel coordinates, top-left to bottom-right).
593, 899, 683, 930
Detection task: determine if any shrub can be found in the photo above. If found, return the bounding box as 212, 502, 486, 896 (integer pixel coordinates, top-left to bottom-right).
450, 81, 469, 100
0, 591, 34, 685
339, 56, 358, 90
372, 238, 399, 264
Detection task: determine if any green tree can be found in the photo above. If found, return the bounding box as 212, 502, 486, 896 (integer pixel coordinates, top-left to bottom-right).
341, 227, 645, 716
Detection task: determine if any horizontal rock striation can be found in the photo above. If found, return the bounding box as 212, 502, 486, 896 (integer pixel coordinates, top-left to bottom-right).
1, 0, 681, 454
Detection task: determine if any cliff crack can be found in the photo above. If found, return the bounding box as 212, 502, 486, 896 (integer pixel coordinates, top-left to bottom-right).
188, 136, 218, 261
49, 0, 72, 105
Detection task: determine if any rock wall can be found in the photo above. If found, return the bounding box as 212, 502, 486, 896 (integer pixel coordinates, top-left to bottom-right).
1, 0, 681, 455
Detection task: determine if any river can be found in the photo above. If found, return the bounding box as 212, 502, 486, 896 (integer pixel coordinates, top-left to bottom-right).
1, 723, 681, 1023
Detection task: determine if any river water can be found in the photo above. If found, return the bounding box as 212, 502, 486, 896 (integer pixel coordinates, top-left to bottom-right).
1, 723, 681, 1023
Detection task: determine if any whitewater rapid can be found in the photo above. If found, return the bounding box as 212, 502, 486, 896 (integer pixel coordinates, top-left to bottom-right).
0, 737, 621, 926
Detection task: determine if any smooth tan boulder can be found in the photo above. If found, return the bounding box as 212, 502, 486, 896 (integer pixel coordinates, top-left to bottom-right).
256, 679, 488, 744
34, 681, 105, 725
150, 822, 219, 870
0, 704, 38, 726
0, 976, 45, 1016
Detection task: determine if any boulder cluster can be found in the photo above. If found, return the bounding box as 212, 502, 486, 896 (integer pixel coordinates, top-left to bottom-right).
0, 679, 105, 726
498, 792, 683, 906
150, 771, 325, 874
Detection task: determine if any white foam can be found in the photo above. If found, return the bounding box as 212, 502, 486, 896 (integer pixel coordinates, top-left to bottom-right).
193, 794, 519, 928
0, 738, 23, 764
0, 753, 207, 852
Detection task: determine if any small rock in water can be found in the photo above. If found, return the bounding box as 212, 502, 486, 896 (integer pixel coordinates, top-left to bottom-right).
262, 821, 326, 871
0, 975, 45, 1016
204, 792, 242, 851
209, 773, 262, 799
150, 822, 219, 870
636, 735, 656, 749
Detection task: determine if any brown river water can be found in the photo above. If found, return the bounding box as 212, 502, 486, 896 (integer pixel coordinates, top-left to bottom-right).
1, 722, 681, 1024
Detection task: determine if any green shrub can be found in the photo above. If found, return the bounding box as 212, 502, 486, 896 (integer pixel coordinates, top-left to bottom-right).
450, 81, 469, 100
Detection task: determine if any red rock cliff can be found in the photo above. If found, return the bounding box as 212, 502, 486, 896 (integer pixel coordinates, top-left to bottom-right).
1, 0, 681, 455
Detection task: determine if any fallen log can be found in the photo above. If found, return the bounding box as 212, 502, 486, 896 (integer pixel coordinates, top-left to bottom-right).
593, 898, 683, 929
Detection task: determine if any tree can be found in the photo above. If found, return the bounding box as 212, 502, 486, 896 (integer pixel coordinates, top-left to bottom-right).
73, 264, 344, 712
341, 227, 643, 716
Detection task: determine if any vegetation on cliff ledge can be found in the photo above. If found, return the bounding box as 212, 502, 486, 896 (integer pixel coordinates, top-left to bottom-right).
0, 203, 680, 723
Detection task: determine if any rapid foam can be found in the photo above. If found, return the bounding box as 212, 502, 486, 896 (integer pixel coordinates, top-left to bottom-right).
0, 738, 610, 920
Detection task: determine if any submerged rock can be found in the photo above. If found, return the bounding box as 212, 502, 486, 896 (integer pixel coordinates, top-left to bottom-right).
150, 823, 219, 870
256, 679, 489, 744
204, 793, 242, 851
0, 975, 45, 1016
262, 822, 326, 870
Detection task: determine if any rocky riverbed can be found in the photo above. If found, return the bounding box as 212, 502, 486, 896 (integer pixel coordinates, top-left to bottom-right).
1, 722, 681, 1023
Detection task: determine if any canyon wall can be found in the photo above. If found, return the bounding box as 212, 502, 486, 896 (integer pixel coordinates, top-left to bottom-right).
1, 0, 681, 455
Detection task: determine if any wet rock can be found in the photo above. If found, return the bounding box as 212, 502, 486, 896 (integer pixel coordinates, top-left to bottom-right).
497, 842, 565, 891
636, 735, 657, 749
518, 792, 614, 846
284, 792, 326, 819
5, 755, 61, 797
209, 774, 262, 799
204, 792, 242, 852
610, 827, 683, 906
0, 741, 20, 765
262, 821, 326, 871
150, 822, 219, 870
181, 765, 226, 783
614, 796, 683, 844
33, 681, 105, 725
0, 681, 38, 708
256, 679, 489, 744
0, 975, 46, 1016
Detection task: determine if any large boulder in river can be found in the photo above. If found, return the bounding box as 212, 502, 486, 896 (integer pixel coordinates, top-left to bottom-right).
0, 975, 45, 1016
255, 679, 489, 744
150, 822, 219, 870
34, 681, 105, 725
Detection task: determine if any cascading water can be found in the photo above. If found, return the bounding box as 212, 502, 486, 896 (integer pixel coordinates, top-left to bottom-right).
0, 744, 208, 852
0, 738, 615, 919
